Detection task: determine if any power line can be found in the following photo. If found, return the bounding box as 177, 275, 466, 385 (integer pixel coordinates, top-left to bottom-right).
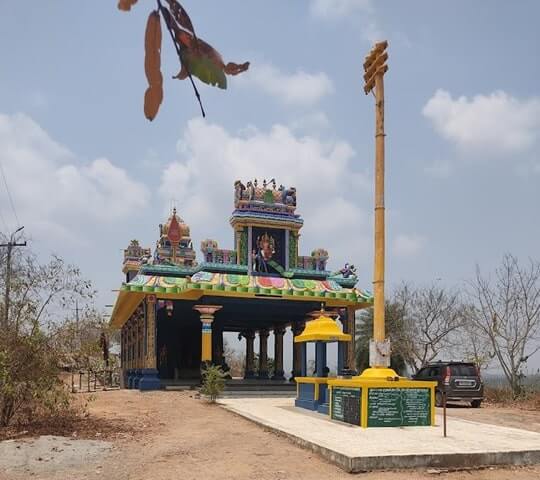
0, 159, 20, 228
0, 205, 9, 235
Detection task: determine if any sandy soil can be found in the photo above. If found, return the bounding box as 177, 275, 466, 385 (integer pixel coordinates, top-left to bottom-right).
1, 390, 539, 480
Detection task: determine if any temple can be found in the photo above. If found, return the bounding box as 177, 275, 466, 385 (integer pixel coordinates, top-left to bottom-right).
110, 179, 373, 390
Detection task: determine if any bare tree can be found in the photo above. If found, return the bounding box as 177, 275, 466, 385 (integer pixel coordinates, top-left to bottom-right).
468, 254, 540, 397
454, 304, 494, 370
391, 283, 465, 373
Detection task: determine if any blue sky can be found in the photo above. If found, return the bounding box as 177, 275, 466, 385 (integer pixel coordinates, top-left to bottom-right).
1, 1, 539, 367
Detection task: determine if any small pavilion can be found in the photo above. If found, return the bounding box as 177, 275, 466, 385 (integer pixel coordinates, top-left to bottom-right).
294, 308, 352, 413
110, 180, 373, 389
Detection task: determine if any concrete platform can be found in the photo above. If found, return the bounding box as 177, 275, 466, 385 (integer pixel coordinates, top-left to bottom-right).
219, 397, 540, 473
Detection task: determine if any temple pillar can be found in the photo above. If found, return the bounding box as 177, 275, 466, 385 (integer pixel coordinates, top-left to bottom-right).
291, 321, 305, 381
243, 330, 256, 379
126, 319, 133, 388
139, 296, 160, 390
133, 313, 142, 388
337, 341, 345, 374
347, 306, 357, 372
300, 343, 307, 376
315, 341, 327, 377
257, 329, 269, 379
193, 305, 222, 369
271, 326, 286, 380
342, 307, 357, 373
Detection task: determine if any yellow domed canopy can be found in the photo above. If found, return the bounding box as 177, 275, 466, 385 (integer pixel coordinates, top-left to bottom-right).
294, 310, 351, 343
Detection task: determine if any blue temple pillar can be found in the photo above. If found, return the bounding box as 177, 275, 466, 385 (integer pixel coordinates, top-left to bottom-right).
257, 329, 269, 379
243, 330, 256, 379
315, 341, 327, 377
271, 326, 286, 380
337, 341, 345, 375
300, 342, 307, 377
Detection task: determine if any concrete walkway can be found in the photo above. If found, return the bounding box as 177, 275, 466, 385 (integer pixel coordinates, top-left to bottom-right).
219, 397, 540, 473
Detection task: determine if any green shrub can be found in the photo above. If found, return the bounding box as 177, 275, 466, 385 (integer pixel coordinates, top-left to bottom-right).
200, 364, 226, 403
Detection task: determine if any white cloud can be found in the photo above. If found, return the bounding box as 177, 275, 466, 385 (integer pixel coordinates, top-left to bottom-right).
238, 63, 334, 106
0, 113, 149, 242
393, 233, 426, 258
310, 0, 373, 19
423, 90, 540, 155
159, 118, 371, 271
309, 0, 384, 44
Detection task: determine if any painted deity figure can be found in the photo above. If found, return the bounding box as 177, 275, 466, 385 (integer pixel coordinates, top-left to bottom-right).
234, 180, 245, 203
254, 233, 275, 273
339, 263, 357, 278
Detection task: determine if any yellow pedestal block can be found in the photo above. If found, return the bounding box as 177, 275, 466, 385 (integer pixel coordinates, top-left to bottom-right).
328, 368, 437, 428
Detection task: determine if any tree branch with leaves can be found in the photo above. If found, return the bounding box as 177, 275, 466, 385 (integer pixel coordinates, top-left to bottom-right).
118, 0, 250, 119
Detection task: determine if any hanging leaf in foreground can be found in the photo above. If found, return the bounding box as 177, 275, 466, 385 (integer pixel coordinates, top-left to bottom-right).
161, 7, 249, 90
117, 0, 138, 12
118, 0, 250, 119
144, 10, 163, 121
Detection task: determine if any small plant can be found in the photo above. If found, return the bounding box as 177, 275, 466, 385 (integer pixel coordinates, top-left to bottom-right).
200, 364, 226, 403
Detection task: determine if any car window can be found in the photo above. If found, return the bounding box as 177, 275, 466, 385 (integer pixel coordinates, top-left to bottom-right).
450, 365, 477, 376
416, 368, 429, 378
429, 367, 440, 377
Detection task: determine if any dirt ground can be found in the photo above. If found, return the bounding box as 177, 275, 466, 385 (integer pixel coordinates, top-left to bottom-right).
1, 390, 540, 480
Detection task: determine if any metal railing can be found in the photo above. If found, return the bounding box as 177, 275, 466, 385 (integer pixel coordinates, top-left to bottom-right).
70, 368, 121, 393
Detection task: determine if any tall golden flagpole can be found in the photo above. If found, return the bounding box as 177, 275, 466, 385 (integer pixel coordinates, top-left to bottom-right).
363, 41, 392, 371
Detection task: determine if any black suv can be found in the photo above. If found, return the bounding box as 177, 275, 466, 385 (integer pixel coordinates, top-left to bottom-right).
412, 361, 484, 408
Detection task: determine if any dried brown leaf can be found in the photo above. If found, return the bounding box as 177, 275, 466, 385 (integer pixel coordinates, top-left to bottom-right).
224, 62, 250, 76
144, 11, 163, 120
173, 64, 189, 80
117, 0, 138, 12
165, 0, 195, 35
144, 86, 163, 121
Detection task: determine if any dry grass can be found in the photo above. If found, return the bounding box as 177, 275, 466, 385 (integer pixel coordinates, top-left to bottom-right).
484, 386, 540, 410
0, 392, 137, 441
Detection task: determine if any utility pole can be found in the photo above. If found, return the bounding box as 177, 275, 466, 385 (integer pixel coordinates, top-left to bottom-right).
1, 226, 26, 330
363, 41, 391, 370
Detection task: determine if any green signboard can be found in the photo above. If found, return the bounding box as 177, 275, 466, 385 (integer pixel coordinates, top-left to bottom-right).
331, 387, 361, 425
367, 388, 431, 427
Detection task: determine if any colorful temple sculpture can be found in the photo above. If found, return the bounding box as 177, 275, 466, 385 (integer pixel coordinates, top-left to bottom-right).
110, 179, 373, 390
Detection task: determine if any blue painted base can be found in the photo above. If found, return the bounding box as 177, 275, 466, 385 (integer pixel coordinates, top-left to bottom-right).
132, 369, 141, 389
317, 403, 329, 415
138, 369, 161, 391
257, 371, 269, 379
295, 398, 319, 410
127, 369, 134, 389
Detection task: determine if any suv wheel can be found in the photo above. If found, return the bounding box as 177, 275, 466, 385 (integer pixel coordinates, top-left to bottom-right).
471, 399, 482, 408
435, 391, 443, 407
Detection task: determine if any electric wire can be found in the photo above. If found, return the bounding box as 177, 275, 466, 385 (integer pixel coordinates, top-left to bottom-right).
0, 159, 20, 228
0, 205, 9, 235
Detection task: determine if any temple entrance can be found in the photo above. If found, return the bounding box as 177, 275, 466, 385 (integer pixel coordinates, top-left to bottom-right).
156, 306, 201, 380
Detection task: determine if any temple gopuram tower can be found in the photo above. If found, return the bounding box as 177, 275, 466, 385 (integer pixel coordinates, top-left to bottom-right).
155, 207, 197, 267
